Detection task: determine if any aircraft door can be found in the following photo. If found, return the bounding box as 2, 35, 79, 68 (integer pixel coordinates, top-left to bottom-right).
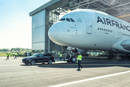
73, 14, 79, 35
86, 21, 93, 34
74, 23, 78, 35
87, 24, 93, 34
69, 15, 78, 35
68, 22, 78, 36
86, 15, 93, 35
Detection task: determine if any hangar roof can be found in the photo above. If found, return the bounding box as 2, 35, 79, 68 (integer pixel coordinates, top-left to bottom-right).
30, 0, 130, 22
29, 0, 61, 16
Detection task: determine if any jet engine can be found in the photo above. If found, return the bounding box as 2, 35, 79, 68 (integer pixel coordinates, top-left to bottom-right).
112, 39, 130, 53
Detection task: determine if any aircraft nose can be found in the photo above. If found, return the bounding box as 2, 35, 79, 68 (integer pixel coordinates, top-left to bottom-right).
48, 25, 57, 41
48, 23, 67, 46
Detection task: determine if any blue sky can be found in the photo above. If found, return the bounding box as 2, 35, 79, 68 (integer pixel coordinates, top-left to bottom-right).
0, 0, 50, 49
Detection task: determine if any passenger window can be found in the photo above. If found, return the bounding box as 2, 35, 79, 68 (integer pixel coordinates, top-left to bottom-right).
66, 18, 70, 22
70, 18, 75, 22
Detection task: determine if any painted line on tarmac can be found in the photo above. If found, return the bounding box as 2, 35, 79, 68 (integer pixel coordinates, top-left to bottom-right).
49, 70, 130, 87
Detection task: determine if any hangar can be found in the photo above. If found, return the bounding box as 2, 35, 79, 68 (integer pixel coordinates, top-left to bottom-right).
29, 0, 130, 54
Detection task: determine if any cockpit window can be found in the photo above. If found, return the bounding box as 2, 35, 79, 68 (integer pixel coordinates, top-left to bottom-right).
60, 18, 65, 21
60, 18, 75, 22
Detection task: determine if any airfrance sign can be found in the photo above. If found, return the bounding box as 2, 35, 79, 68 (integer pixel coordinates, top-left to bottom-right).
97, 16, 130, 32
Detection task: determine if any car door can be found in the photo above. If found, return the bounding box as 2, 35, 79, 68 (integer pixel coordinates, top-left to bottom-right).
42, 56, 49, 62
38, 54, 45, 62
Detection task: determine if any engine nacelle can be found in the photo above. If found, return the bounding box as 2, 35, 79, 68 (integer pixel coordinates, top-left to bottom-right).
112, 40, 130, 53
121, 40, 130, 51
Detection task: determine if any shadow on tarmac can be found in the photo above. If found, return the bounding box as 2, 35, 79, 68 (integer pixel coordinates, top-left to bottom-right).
37, 63, 130, 69
21, 59, 130, 68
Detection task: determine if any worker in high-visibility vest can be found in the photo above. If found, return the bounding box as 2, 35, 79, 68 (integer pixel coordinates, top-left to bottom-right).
77, 53, 83, 71
59, 53, 63, 60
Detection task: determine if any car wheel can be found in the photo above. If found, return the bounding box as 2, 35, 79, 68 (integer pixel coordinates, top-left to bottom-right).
30, 60, 35, 65
25, 62, 29, 65
48, 60, 52, 64
25, 60, 31, 65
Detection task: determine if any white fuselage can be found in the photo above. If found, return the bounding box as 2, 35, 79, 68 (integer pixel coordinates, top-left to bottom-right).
48, 9, 130, 52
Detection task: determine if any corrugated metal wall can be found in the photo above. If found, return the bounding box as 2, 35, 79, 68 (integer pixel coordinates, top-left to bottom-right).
32, 10, 46, 50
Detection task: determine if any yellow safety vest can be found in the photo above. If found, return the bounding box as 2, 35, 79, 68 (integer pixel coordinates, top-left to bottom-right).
77, 55, 82, 61
59, 54, 62, 57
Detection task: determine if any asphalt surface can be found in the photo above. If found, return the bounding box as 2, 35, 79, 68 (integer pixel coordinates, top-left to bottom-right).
0, 57, 130, 87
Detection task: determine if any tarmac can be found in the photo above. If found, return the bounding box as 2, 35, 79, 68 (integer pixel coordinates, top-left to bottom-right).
0, 57, 130, 87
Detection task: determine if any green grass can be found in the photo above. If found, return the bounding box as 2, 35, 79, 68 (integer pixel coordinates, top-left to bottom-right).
0, 52, 7, 56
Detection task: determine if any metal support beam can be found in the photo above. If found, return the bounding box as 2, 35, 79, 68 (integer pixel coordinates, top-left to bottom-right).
45, 10, 49, 53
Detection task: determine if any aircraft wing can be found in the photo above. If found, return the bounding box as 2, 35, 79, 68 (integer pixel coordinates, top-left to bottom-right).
112, 39, 130, 53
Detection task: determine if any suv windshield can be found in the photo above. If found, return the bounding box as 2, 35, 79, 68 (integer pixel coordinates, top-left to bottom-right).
32, 53, 40, 57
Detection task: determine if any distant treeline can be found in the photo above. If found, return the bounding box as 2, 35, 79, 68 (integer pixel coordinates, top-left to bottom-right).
0, 49, 9, 52
0, 48, 31, 52
0, 48, 45, 57
0, 48, 32, 57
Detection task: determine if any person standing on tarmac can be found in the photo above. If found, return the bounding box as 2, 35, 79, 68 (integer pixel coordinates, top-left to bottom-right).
6, 53, 9, 60
59, 53, 63, 60
77, 53, 83, 71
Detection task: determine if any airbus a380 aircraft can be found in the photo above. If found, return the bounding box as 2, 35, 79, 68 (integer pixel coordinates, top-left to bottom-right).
48, 9, 130, 55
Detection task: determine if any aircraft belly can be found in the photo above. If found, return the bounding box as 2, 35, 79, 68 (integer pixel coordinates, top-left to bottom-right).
65, 36, 107, 50
79, 35, 115, 50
